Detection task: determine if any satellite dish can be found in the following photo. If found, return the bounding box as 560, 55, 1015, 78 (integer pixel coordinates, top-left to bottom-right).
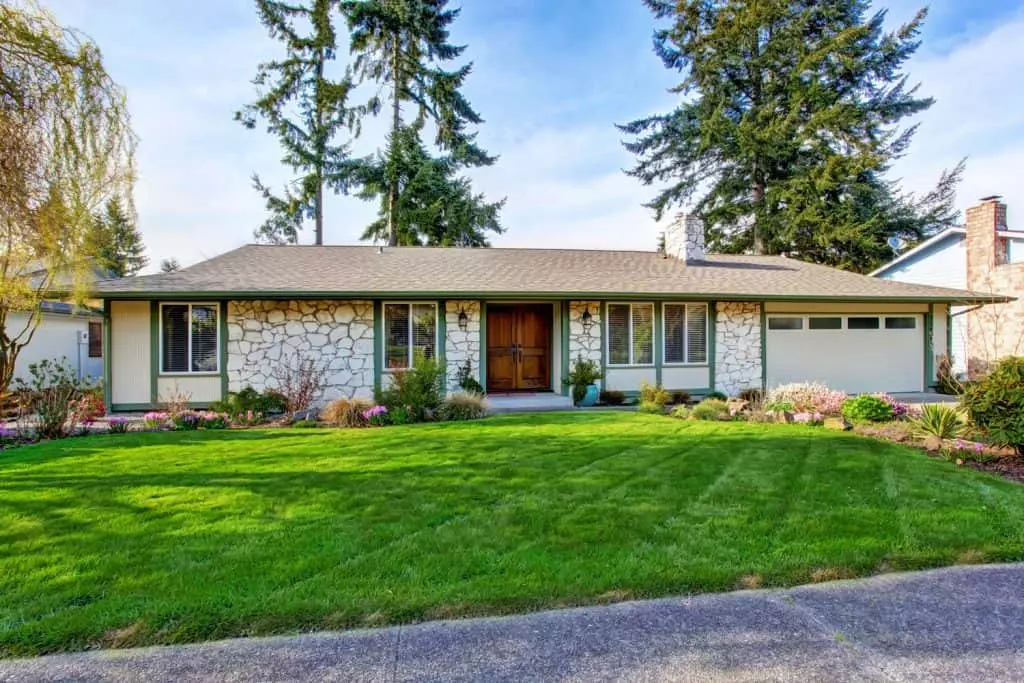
887, 237, 907, 252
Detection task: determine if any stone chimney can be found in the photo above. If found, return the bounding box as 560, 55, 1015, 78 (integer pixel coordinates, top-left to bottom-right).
664, 214, 706, 262
966, 196, 1009, 284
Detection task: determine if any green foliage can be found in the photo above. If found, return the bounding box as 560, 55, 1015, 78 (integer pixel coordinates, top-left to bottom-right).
565, 355, 602, 405
935, 354, 963, 396
621, 0, 958, 272
86, 198, 147, 277
705, 391, 728, 402
172, 411, 201, 431
637, 401, 666, 415
841, 395, 894, 423
375, 357, 445, 422
291, 419, 320, 429
321, 398, 373, 428
961, 357, 1024, 454
669, 404, 690, 419
639, 381, 670, 408
437, 392, 489, 422
599, 389, 626, 406
691, 399, 730, 421
13, 358, 92, 440
159, 258, 180, 273
766, 401, 794, 413
670, 390, 691, 405
456, 362, 485, 395
210, 386, 287, 418
910, 404, 965, 440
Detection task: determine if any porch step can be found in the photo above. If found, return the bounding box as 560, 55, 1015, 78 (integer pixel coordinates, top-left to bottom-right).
486, 393, 575, 414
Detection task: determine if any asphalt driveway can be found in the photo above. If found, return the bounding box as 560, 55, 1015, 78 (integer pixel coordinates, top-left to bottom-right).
2, 563, 1023, 682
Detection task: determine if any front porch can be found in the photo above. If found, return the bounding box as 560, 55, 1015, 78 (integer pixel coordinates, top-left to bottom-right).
486, 392, 574, 413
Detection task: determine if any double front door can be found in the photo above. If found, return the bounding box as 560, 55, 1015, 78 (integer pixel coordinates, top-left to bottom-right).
486, 305, 551, 391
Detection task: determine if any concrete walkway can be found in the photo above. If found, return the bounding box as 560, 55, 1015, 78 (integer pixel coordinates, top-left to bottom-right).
2, 563, 1023, 682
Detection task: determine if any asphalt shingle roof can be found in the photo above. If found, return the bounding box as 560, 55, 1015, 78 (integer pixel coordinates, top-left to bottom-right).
94, 245, 1007, 303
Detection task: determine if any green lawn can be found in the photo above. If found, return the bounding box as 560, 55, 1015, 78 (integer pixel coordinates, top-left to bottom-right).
3, 412, 1024, 657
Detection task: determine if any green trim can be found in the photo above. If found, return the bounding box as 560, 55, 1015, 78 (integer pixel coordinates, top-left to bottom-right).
560, 301, 570, 397
619, 387, 711, 399
924, 305, 935, 388
102, 300, 112, 410
654, 302, 663, 387
438, 299, 447, 383
480, 301, 488, 391
759, 303, 767, 392
373, 300, 383, 395
94, 291, 1008, 305
598, 301, 607, 388
947, 306, 954, 365
219, 301, 228, 400
149, 301, 159, 405
707, 301, 717, 393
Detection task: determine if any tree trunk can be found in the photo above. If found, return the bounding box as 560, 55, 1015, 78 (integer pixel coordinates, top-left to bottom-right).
387, 38, 401, 247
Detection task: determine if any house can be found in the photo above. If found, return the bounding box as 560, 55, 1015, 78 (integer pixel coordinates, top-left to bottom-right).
93, 218, 1004, 412
873, 197, 1024, 376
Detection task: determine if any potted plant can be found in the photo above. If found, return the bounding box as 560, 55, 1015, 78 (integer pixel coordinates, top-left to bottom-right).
565, 355, 602, 407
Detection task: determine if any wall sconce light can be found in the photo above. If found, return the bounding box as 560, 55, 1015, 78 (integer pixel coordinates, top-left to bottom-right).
457, 305, 469, 332
580, 305, 594, 333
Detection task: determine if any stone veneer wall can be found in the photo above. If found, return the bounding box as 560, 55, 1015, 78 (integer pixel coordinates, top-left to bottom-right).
444, 300, 481, 392
568, 301, 602, 385
715, 301, 762, 395
226, 300, 375, 402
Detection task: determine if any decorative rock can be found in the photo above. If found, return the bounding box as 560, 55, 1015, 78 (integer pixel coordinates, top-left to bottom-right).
568, 301, 602, 388
445, 300, 482, 392
715, 302, 762, 396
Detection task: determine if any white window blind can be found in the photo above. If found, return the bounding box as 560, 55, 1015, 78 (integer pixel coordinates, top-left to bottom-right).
664, 303, 708, 364
161, 303, 219, 374
607, 303, 655, 366
385, 303, 437, 369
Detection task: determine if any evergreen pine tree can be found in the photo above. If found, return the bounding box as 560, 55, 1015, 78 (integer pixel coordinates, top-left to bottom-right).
621, 0, 959, 272
237, 0, 361, 245
88, 198, 148, 277
343, 0, 501, 246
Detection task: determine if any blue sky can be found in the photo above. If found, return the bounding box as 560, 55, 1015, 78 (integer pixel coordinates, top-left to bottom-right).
44, 0, 1024, 270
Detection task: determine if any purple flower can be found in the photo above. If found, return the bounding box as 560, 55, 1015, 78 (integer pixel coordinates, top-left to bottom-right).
362, 405, 388, 421
109, 417, 129, 425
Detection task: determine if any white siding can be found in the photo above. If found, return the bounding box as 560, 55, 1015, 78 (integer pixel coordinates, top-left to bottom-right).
604, 367, 658, 392
878, 234, 967, 289
7, 311, 102, 383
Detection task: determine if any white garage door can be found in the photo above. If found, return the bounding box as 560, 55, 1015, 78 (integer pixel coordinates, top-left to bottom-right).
766, 314, 924, 394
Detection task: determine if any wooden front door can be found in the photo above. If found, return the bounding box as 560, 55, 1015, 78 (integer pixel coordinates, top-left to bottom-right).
486, 305, 552, 391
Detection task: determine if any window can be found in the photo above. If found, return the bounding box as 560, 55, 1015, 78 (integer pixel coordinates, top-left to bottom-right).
87, 321, 102, 358
161, 303, 219, 373
663, 303, 708, 364
607, 303, 655, 365
847, 317, 880, 330
808, 317, 842, 330
384, 303, 436, 369
885, 316, 917, 330
768, 317, 803, 330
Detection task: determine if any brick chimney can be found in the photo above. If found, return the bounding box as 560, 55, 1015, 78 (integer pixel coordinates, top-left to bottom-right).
664, 214, 706, 262
966, 196, 1009, 286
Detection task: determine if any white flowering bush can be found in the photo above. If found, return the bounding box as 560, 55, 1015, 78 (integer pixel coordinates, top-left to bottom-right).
766, 382, 833, 411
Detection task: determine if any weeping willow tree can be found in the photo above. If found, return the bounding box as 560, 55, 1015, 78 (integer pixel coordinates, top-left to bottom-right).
0, 2, 136, 394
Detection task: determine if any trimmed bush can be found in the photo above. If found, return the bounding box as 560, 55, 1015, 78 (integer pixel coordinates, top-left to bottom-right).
670, 390, 692, 405
766, 382, 831, 411
210, 386, 287, 417
321, 398, 374, 428
438, 392, 489, 422
639, 381, 670, 408
669, 404, 690, 419
375, 358, 445, 422
565, 355, 602, 405
841, 395, 893, 423
705, 391, 728, 402
637, 401, 666, 415
691, 399, 730, 421
599, 389, 626, 406
910, 404, 965, 440
961, 356, 1024, 454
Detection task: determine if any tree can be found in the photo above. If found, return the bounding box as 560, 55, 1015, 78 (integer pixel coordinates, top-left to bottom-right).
159, 258, 181, 273
237, 0, 361, 245
343, 0, 501, 246
621, 0, 956, 272
87, 198, 147, 277
0, 1, 135, 395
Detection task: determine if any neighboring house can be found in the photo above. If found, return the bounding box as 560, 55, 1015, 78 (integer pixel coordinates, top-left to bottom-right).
873, 197, 1024, 376
94, 218, 1003, 412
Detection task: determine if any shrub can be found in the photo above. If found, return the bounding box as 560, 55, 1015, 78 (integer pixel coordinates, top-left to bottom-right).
375, 357, 445, 422
766, 401, 794, 412
196, 411, 229, 429
766, 382, 832, 411
599, 389, 626, 406
232, 410, 266, 427
746, 410, 774, 424
875, 393, 910, 419
670, 390, 692, 405
211, 386, 287, 417
70, 392, 106, 426
438, 392, 489, 421
0, 425, 30, 448
107, 417, 130, 434
942, 439, 992, 463
362, 404, 389, 426
158, 381, 192, 414
909, 403, 965, 440
669, 404, 690, 419
705, 391, 728, 402
639, 381, 670, 408
388, 405, 410, 425
271, 353, 328, 416
737, 388, 762, 406
637, 400, 666, 415
792, 412, 824, 426
961, 356, 1024, 455
809, 390, 846, 416
321, 398, 374, 428
172, 411, 202, 431
456, 362, 485, 395
13, 358, 90, 440
143, 411, 169, 429
691, 398, 730, 421
935, 354, 962, 396
841, 395, 893, 423
564, 355, 602, 405
291, 418, 319, 428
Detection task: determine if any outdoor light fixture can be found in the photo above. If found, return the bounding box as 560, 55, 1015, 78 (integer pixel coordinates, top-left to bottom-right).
457, 306, 469, 332
580, 305, 594, 332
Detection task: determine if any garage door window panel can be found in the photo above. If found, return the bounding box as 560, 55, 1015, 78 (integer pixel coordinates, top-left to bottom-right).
808, 317, 842, 330
768, 317, 803, 330
885, 317, 917, 330
848, 317, 880, 330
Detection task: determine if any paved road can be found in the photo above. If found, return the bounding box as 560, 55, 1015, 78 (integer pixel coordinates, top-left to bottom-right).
2, 563, 1023, 682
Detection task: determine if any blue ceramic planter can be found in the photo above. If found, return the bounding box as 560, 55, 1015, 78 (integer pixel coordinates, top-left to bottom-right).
579, 384, 599, 407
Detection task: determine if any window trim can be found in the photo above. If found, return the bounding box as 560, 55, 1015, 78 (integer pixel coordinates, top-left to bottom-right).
158, 302, 221, 376
87, 320, 103, 359
661, 302, 709, 366
606, 302, 656, 368
382, 301, 439, 372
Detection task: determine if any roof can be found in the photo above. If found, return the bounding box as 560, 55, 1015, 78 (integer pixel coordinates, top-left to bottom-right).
93, 245, 1009, 304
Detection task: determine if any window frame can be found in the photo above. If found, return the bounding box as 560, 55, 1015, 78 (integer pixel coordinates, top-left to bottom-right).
661, 302, 709, 366
87, 320, 103, 358
158, 302, 221, 376
767, 316, 805, 331
884, 316, 918, 330
382, 301, 439, 372
606, 302, 656, 367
